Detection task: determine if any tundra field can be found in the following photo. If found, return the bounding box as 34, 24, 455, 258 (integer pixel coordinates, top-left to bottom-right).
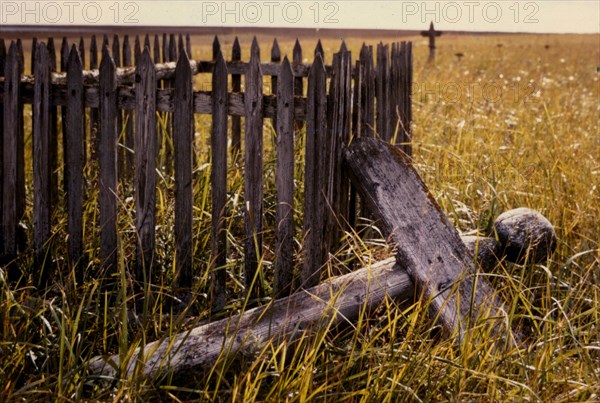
0, 32, 598, 401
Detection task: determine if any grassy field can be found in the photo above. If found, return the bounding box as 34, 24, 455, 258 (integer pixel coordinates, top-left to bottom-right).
1, 32, 598, 401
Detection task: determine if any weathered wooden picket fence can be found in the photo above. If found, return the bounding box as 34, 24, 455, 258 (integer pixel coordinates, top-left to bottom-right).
0, 33, 412, 308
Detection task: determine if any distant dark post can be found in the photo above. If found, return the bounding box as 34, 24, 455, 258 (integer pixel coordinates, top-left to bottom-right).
421, 22, 442, 62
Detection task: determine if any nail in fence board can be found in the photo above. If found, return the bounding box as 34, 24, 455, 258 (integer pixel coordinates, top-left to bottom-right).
274, 56, 295, 297
344, 138, 515, 343
33, 43, 52, 284
210, 50, 228, 310
99, 49, 119, 271
244, 38, 264, 299
135, 49, 158, 280
65, 45, 85, 271
174, 51, 194, 289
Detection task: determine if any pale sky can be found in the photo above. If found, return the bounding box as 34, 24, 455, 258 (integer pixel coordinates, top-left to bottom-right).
1, 1, 598, 33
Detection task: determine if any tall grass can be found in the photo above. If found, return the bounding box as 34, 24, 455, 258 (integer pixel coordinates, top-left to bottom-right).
1, 33, 598, 401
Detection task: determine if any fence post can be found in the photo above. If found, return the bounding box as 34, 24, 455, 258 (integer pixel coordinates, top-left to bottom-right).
376, 43, 390, 142
47, 38, 59, 207
60, 38, 69, 194
153, 34, 161, 64
2, 41, 22, 267
293, 39, 303, 131
65, 45, 85, 273
33, 42, 52, 286
112, 35, 126, 181
231, 37, 242, 160
302, 52, 327, 289
0, 38, 5, 255
274, 56, 295, 297
135, 49, 157, 282
173, 50, 195, 290
122, 35, 134, 180
244, 37, 264, 299
98, 46, 119, 272
270, 38, 281, 133
78, 37, 85, 68
324, 42, 352, 256
210, 49, 229, 310
90, 35, 99, 162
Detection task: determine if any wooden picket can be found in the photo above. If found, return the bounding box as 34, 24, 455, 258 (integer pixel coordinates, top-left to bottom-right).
0, 33, 413, 308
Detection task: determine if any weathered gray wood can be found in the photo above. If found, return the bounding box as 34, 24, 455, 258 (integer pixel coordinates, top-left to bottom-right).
162, 33, 168, 63
143, 34, 150, 53
244, 38, 264, 299
0, 38, 4, 255
302, 53, 327, 288
293, 39, 303, 130
314, 40, 324, 59
78, 37, 85, 68
0, 82, 311, 120
178, 34, 184, 56
135, 49, 158, 281
360, 45, 375, 138
344, 137, 516, 343
112, 35, 125, 181
174, 50, 194, 289
15, 40, 25, 256
270, 38, 281, 132
102, 35, 109, 52
231, 37, 242, 159
47, 38, 59, 207
2, 42, 21, 260
31, 37, 37, 74
210, 50, 228, 311
33, 42, 52, 285
89, 257, 412, 379
324, 44, 352, 254
89, 35, 98, 162
169, 33, 177, 62
87, 220, 545, 379
494, 208, 557, 264
122, 35, 134, 179
134, 36, 141, 63
98, 48, 119, 271
274, 57, 295, 297
153, 35, 161, 64
376, 43, 391, 142
60, 38, 69, 193
65, 45, 85, 270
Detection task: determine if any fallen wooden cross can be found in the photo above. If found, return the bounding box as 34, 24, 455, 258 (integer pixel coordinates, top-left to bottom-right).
88, 138, 556, 380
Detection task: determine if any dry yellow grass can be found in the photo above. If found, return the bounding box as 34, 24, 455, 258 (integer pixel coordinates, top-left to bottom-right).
1, 32, 598, 401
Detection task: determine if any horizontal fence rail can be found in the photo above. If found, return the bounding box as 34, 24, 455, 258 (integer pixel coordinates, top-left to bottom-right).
0, 33, 412, 307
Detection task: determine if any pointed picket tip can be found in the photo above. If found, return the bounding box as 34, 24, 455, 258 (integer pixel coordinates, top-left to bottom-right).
314, 40, 324, 58
250, 36, 260, 60
212, 35, 221, 60
175, 48, 191, 75
144, 34, 151, 50
100, 45, 116, 71
279, 55, 292, 80
271, 38, 280, 61
61, 37, 68, 52
293, 39, 302, 63
68, 43, 82, 66
214, 48, 227, 70
102, 34, 109, 48
339, 40, 348, 53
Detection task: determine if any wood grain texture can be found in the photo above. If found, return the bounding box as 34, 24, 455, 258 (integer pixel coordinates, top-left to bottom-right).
122, 35, 134, 179
33, 42, 52, 285
244, 38, 264, 299
231, 37, 242, 159
135, 49, 158, 281
210, 50, 229, 310
0, 38, 6, 255
301, 53, 327, 289
65, 45, 85, 271
88, 257, 414, 379
98, 49, 118, 271
344, 137, 516, 344
274, 57, 295, 297
173, 51, 194, 289
2, 42, 21, 259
